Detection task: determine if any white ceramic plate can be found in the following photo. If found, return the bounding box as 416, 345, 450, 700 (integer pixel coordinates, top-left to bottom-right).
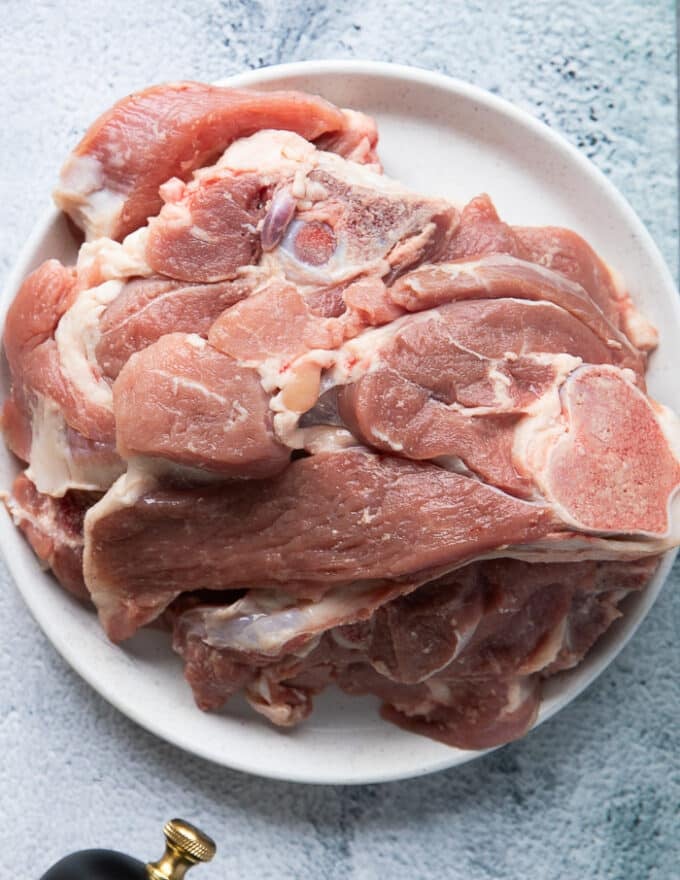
1, 61, 678, 785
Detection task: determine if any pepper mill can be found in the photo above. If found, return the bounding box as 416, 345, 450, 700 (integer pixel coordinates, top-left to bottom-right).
40, 818, 216, 880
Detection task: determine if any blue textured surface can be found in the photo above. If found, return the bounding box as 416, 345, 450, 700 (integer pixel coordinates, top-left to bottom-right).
0, 2, 678, 878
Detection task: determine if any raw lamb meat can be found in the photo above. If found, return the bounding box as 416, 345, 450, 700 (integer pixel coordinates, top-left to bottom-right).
54, 82, 379, 241
4, 82, 679, 752
9, 129, 458, 496
2, 261, 123, 495
444, 193, 656, 351
96, 276, 251, 379
173, 557, 658, 746
6, 472, 91, 600
83, 449, 557, 641
145, 129, 455, 284
113, 332, 290, 479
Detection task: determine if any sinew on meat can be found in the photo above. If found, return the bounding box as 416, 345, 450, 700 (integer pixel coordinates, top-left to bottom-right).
3, 83, 680, 752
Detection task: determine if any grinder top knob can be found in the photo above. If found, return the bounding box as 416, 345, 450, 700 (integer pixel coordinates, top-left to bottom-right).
147, 819, 217, 880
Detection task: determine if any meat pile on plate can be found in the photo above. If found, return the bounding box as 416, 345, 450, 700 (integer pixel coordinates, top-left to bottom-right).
4, 82, 680, 750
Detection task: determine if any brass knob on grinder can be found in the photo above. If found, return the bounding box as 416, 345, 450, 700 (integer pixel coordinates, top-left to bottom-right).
147, 819, 217, 880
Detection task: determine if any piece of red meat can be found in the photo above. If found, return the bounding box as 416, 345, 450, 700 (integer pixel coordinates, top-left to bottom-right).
113, 332, 290, 478
7, 472, 94, 601
173, 557, 658, 748
3, 86, 678, 755
96, 275, 252, 379
55, 82, 375, 241
389, 254, 645, 378
83, 449, 557, 641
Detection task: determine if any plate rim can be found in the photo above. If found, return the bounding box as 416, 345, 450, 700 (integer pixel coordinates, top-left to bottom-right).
1, 58, 678, 785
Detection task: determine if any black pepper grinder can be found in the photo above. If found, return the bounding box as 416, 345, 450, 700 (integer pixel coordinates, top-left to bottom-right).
40, 818, 216, 880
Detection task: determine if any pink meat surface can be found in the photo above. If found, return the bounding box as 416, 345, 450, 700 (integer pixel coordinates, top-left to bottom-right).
113, 332, 289, 477
96, 276, 251, 379
209, 279, 344, 367
443, 194, 656, 352
445, 195, 620, 323
146, 172, 267, 282
145, 128, 456, 290
3, 260, 114, 441
54, 82, 372, 241
5, 84, 680, 753
389, 254, 645, 378
173, 557, 658, 748
83, 449, 557, 641
3, 260, 77, 376
336, 298, 625, 497
540, 365, 680, 534
7, 472, 93, 601
313, 108, 381, 166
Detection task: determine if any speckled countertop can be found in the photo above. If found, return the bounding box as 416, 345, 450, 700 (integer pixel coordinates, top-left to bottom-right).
0, 2, 678, 878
